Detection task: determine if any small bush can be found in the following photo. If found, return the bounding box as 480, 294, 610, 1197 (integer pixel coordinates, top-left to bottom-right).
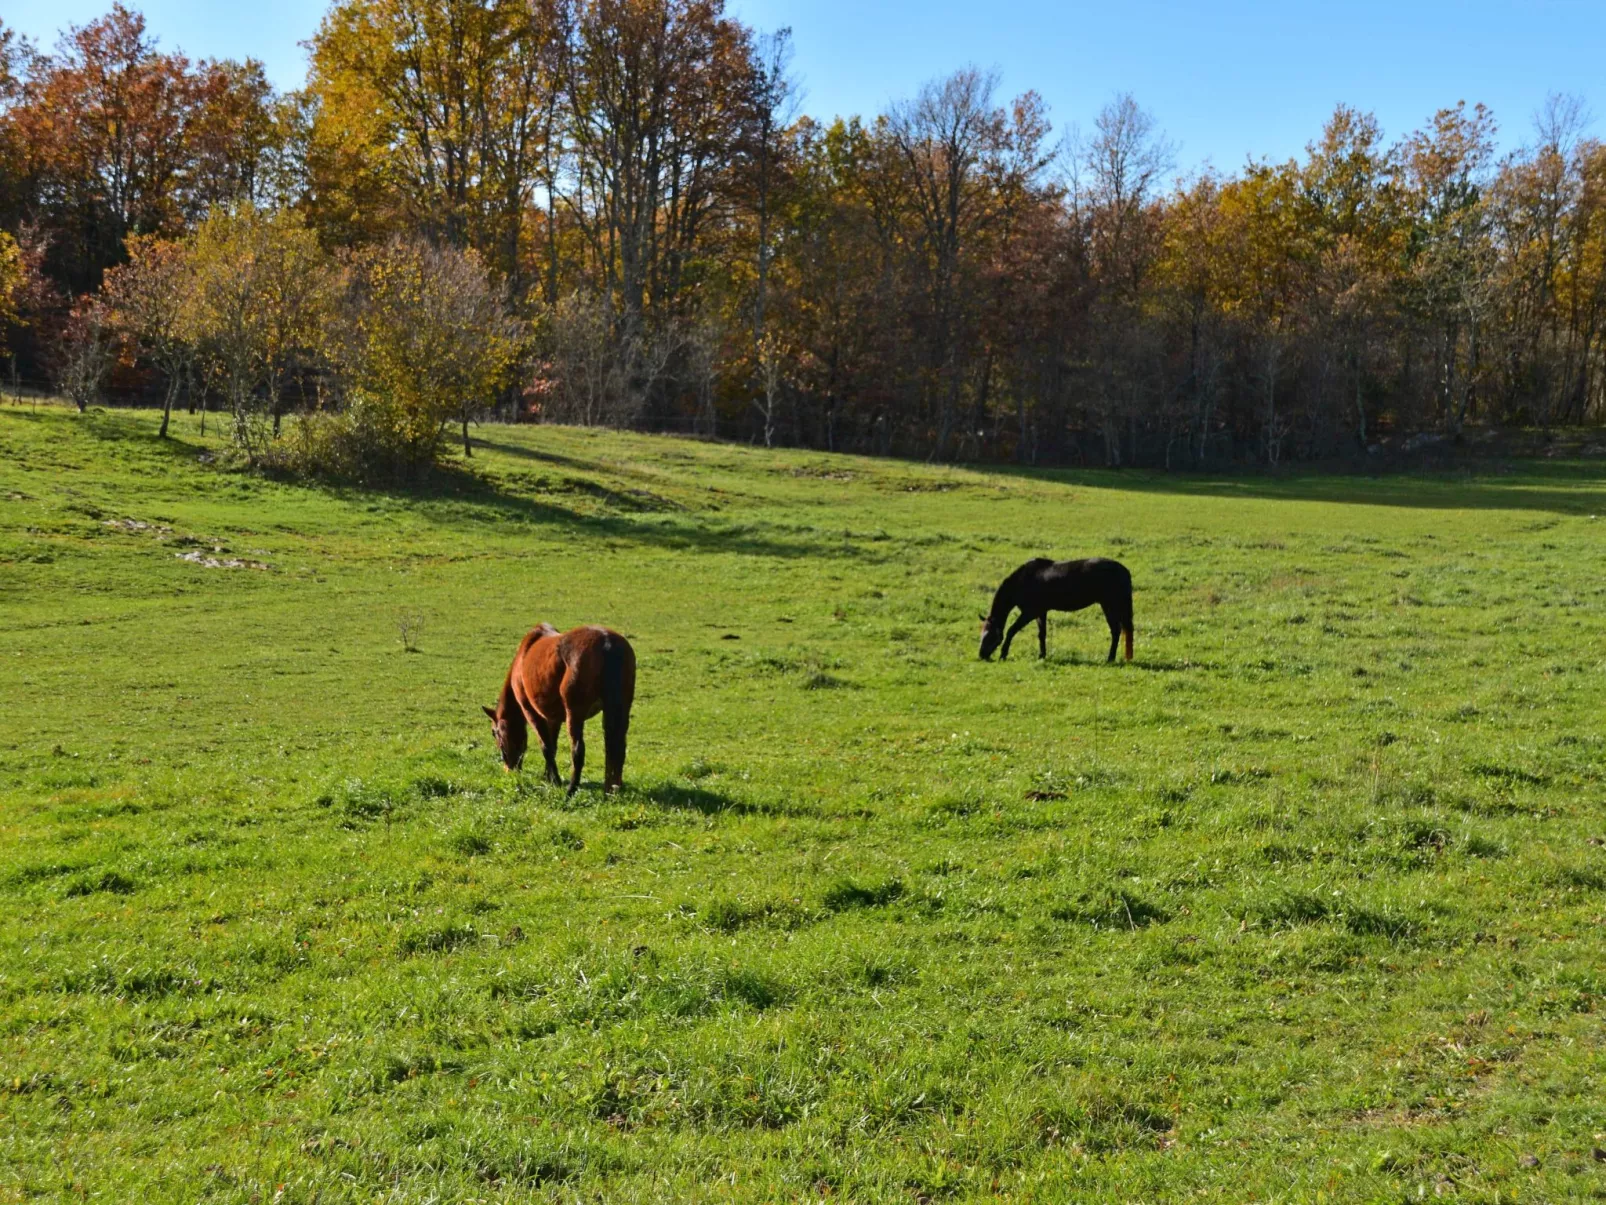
278, 393, 445, 485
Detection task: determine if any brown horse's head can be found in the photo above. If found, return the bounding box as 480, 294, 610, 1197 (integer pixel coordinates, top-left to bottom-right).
978, 613, 1003, 660
482, 703, 527, 771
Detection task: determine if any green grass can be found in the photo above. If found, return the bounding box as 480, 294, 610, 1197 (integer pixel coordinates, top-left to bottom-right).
3, 403, 1606, 1202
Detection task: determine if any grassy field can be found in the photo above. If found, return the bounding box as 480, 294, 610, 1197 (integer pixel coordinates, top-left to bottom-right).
2, 403, 1606, 1203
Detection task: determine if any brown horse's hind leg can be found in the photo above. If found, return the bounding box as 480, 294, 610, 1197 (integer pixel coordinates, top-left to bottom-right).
1037, 614, 1047, 659
566, 715, 586, 796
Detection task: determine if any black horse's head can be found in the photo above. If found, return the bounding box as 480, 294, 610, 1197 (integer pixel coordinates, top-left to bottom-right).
482, 703, 527, 771
978, 613, 1003, 660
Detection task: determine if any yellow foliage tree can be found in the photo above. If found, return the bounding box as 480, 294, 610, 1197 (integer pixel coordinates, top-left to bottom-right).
185, 206, 337, 459
0, 232, 22, 351
333, 237, 522, 473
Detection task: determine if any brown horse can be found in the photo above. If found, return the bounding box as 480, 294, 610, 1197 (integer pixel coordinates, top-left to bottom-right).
484, 624, 636, 795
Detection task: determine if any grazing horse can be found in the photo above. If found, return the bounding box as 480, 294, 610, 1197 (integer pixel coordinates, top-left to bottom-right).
978, 558, 1134, 663
484, 624, 636, 794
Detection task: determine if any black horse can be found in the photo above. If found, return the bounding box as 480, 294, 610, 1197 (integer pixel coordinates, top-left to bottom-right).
978, 557, 1134, 662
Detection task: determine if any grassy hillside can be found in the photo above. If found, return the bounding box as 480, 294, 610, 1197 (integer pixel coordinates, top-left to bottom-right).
2, 404, 1605, 1203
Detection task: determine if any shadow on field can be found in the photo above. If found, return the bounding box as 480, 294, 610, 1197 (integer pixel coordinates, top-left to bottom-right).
439, 475, 850, 560
13, 409, 852, 562
385, 448, 863, 562
970, 461, 1606, 516
472, 435, 632, 477
10, 407, 213, 471
644, 783, 782, 817
1122, 657, 1207, 673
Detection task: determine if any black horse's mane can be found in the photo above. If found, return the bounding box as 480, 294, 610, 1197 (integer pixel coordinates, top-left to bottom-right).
987, 557, 1054, 624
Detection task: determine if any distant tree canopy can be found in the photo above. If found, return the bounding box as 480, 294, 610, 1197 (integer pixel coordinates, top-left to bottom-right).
3, 2, 1606, 468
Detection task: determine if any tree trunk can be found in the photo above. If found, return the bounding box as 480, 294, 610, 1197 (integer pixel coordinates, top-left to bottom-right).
159, 376, 176, 439
462, 414, 473, 457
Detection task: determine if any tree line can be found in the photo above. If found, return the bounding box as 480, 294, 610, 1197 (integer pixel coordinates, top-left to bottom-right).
2, 1, 1604, 473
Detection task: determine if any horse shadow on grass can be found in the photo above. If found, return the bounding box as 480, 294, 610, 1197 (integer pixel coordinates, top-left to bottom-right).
525, 780, 785, 818
643, 782, 794, 818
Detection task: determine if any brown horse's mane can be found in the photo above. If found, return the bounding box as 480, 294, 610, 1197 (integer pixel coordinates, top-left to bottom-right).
496, 670, 522, 725
497, 624, 561, 727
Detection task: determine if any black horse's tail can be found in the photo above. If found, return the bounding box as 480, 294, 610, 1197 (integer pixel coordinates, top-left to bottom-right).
602, 636, 629, 785
1120, 568, 1135, 661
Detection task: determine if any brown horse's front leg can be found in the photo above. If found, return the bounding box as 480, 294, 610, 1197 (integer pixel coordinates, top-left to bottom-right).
566, 715, 585, 796
1037, 614, 1047, 659
536, 715, 561, 785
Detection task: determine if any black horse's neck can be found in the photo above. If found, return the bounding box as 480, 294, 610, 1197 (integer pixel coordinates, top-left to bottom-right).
987, 573, 1022, 626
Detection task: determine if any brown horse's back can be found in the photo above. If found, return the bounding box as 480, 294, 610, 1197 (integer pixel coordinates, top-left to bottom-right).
552, 626, 635, 718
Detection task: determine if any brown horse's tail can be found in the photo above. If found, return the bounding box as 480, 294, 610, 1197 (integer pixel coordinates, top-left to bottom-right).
602, 636, 630, 788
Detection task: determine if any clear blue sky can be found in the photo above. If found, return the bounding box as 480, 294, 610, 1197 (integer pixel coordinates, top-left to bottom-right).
5, 0, 1601, 172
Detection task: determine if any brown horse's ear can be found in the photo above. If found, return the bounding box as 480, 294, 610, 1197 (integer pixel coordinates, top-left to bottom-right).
482, 705, 497, 719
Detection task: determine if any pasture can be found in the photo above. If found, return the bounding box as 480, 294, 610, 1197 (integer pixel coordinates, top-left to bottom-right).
2, 404, 1605, 1203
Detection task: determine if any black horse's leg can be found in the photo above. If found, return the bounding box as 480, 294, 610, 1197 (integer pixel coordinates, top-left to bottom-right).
1000, 611, 1035, 660
1100, 602, 1121, 663
1037, 614, 1048, 659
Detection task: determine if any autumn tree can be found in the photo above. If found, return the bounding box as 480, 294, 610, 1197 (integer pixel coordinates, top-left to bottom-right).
186, 206, 336, 459
0, 232, 23, 348
305, 0, 562, 287
54, 294, 115, 410
1, 5, 284, 313
101, 234, 193, 435
1068, 93, 1172, 463
879, 69, 1050, 457
340, 237, 522, 461
736, 27, 796, 353
1399, 102, 1497, 434
768, 117, 890, 452
559, 0, 752, 329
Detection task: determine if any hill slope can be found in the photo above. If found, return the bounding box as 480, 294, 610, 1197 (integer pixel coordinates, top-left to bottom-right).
3, 405, 1606, 1202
